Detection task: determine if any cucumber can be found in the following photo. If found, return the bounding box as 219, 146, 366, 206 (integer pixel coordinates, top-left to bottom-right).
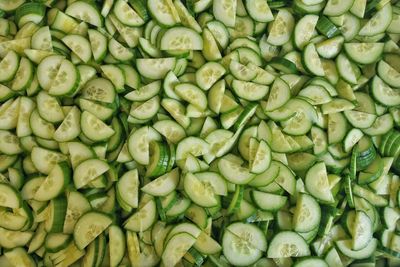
0, 1, 396, 265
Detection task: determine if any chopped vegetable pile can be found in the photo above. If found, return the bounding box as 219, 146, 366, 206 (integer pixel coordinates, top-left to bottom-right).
0, 0, 399, 266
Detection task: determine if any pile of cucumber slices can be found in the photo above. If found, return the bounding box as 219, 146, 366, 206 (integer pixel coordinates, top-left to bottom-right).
0, 0, 400, 266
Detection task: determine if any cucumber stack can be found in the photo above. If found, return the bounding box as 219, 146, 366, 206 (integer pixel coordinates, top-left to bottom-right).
0, 0, 399, 266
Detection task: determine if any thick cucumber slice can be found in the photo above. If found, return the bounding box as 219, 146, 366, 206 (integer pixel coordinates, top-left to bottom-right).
73, 211, 112, 250
336, 53, 359, 84
31, 146, 67, 175
344, 110, 377, 129
45, 233, 72, 253
294, 257, 328, 267
176, 136, 209, 160
63, 191, 91, 234
36, 91, 64, 123
222, 223, 266, 266
267, 231, 310, 258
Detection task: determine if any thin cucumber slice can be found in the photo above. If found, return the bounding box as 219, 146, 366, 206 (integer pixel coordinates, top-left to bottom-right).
344, 43, 384, 65
0, 50, 19, 82
11, 57, 33, 92
34, 162, 70, 201
124, 198, 157, 231
323, 0, 354, 16
80, 111, 115, 142
222, 223, 266, 266
184, 172, 219, 207
73, 158, 109, 189
213, 0, 237, 27
267, 231, 311, 258
359, 3, 392, 36
62, 34, 92, 63
137, 58, 176, 80
293, 193, 321, 233
303, 43, 325, 76
305, 162, 335, 203
113, 0, 145, 27
336, 239, 377, 259
65, 1, 103, 27
161, 27, 202, 50
48, 59, 80, 96
267, 9, 295, 46
73, 211, 112, 250
148, 0, 178, 27
371, 76, 400, 107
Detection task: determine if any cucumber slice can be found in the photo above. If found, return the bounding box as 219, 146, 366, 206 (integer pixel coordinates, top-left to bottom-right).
267, 9, 295, 46
344, 43, 384, 65
293, 193, 321, 233
65, 1, 103, 27
371, 76, 400, 107
222, 223, 266, 266
0, 50, 19, 82
267, 231, 311, 258
305, 162, 335, 203
336, 238, 377, 259
124, 198, 157, 232
359, 3, 392, 36
34, 162, 70, 202
352, 210, 373, 251
73, 211, 112, 250
213, 0, 237, 27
